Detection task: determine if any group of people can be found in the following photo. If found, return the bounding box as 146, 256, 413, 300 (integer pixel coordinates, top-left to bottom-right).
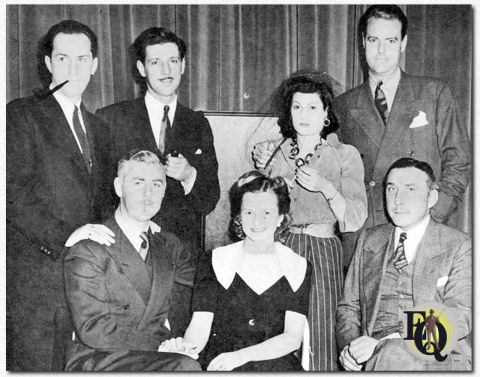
6, 4, 471, 373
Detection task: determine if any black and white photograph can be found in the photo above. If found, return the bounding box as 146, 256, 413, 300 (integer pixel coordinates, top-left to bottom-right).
4, 2, 474, 373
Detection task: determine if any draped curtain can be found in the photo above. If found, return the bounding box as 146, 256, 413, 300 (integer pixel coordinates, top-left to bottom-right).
6, 4, 472, 232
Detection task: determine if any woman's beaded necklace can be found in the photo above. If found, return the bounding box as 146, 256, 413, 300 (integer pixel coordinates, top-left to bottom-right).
288, 138, 323, 167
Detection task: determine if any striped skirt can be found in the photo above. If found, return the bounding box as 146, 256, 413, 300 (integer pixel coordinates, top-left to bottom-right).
285, 232, 343, 371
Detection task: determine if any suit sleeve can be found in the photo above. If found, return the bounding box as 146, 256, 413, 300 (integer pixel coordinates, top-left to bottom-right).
172, 234, 196, 288
337, 144, 368, 232
442, 236, 471, 342
430, 82, 471, 223
89, 113, 117, 221
64, 242, 161, 351
186, 114, 220, 215
7, 101, 73, 259
336, 228, 366, 350
332, 96, 348, 144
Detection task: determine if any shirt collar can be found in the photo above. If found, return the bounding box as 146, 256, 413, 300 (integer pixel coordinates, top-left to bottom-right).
145, 91, 177, 125
51, 84, 82, 116
369, 67, 401, 91
115, 208, 150, 252
395, 214, 431, 263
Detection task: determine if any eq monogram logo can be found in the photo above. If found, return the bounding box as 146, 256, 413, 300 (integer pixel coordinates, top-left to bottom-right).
402, 302, 458, 362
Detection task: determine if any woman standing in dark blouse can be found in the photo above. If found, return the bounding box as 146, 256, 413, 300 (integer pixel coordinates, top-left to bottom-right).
160, 171, 311, 371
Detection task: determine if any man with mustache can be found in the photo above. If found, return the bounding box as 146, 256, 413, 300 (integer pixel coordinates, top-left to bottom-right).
6, 20, 114, 371
96, 27, 220, 335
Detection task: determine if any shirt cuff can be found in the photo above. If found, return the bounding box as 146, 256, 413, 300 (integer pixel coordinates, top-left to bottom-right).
380, 332, 402, 341
181, 167, 197, 195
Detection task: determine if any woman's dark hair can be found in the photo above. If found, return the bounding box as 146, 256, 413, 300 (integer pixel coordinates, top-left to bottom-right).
228, 171, 292, 242
276, 73, 339, 140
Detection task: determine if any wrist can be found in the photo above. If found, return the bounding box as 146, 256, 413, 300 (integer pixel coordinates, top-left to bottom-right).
182, 165, 195, 182
322, 182, 338, 202
234, 349, 249, 366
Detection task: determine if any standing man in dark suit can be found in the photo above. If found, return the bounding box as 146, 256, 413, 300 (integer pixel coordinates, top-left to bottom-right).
6, 20, 114, 371
64, 150, 201, 371
333, 5, 471, 268
336, 158, 471, 371
97, 27, 220, 334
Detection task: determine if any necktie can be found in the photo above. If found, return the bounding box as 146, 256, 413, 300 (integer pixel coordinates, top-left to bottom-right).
72, 106, 92, 173
139, 231, 149, 261
158, 105, 171, 154
393, 232, 408, 272
375, 81, 389, 125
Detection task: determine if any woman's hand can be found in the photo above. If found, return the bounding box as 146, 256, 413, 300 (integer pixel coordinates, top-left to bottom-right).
207, 351, 245, 371
158, 337, 199, 359
295, 166, 331, 193
252, 141, 275, 169
65, 224, 115, 247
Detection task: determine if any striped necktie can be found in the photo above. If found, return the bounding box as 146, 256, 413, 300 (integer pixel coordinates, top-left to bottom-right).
139, 231, 149, 261
393, 232, 408, 272
375, 81, 389, 125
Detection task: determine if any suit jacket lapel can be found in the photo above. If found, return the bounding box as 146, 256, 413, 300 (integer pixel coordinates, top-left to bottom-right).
412, 221, 442, 305
134, 97, 161, 154
104, 218, 152, 306
139, 232, 175, 328
166, 103, 187, 154
349, 82, 385, 150
373, 72, 421, 179
363, 226, 394, 334
38, 95, 92, 178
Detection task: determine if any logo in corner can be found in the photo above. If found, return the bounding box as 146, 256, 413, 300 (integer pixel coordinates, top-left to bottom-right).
403, 302, 458, 362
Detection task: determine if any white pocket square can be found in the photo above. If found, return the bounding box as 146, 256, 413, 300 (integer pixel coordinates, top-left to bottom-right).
194, 149, 202, 155
409, 111, 429, 128
436, 275, 448, 287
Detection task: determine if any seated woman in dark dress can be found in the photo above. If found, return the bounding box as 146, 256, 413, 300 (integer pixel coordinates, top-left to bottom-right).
160, 171, 312, 371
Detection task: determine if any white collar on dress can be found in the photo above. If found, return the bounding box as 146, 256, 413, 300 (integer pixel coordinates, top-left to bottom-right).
212, 240, 307, 292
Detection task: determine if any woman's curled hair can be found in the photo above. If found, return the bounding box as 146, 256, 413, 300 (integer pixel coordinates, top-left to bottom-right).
275, 73, 339, 140
228, 171, 292, 242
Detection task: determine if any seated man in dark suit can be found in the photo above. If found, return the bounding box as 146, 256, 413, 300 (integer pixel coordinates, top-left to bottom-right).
63, 150, 201, 371
336, 158, 471, 371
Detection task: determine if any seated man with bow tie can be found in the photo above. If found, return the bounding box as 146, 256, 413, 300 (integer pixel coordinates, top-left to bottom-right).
63, 150, 201, 371
336, 157, 471, 371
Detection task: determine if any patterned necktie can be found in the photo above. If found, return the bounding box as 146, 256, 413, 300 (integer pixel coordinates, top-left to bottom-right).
139, 231, 149, 261
158, 105, 171, 154
72, 106, 92, 173
375, 81, 389, 125
393, 232, 408, 272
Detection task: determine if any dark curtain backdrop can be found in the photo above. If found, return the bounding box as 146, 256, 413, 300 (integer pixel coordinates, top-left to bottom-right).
6, 4, 472, 233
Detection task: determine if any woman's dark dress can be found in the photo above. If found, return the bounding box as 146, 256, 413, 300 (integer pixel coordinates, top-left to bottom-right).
192, 251, 312, 371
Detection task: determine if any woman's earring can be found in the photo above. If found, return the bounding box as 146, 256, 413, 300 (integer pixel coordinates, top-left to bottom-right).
323, 118, 330, 127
